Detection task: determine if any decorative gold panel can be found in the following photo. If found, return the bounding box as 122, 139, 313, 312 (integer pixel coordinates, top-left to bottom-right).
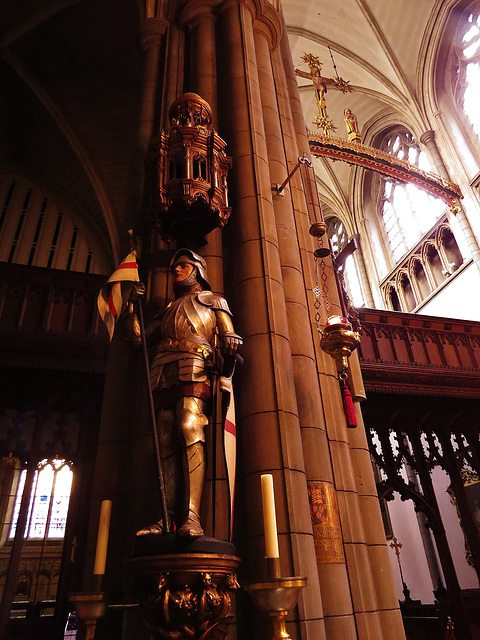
307, 482, 345, 564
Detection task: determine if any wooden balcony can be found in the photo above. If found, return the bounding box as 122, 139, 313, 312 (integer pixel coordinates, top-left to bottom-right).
358, 308, 480, 398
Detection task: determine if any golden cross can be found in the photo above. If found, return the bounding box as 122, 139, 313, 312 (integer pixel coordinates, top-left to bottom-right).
295, 52, 350, 136
390, 536, 403, 569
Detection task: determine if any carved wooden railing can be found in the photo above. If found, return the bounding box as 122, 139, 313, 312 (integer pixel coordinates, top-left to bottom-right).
0, 263, 109, 372
358, 308, 480, 398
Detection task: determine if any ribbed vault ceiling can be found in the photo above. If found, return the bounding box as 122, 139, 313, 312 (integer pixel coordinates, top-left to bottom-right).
1, 0, 460, 250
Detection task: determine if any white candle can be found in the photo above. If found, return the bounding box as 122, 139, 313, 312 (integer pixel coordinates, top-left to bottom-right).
261, 474, 279, 559
93, 500, 112, 576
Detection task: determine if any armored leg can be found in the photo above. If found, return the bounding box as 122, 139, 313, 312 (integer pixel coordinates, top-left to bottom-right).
176, 396, 208, 539
136, 407, 183, 536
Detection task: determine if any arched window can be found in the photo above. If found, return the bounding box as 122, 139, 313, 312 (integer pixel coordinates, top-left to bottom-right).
9, 458, 73, 541
327, 217, 348, 255
193, 155, 207, 180
374, 128, 446, 264
454, 6, 480, 139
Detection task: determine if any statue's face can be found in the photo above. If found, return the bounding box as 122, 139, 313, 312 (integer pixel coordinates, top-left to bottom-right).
172, 260, 195, 282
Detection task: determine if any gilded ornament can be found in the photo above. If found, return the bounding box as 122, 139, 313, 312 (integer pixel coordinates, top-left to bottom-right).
320, 316, 361, 373
307, 482, 345, 564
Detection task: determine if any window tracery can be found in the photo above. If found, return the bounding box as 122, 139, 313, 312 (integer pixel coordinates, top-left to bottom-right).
8, 458, 73, 541
454, 6, 480, 140
374, 128, 446, 264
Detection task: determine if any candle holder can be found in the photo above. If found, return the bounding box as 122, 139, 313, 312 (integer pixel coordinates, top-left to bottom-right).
243, 576, 307, 640
320, 317, 360, 372
69, 593, 106, 640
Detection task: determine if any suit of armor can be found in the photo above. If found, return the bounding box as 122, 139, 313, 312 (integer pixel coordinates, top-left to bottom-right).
133, 250, 241, 538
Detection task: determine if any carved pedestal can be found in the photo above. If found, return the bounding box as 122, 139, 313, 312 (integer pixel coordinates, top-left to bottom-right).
129, 537, 240, 640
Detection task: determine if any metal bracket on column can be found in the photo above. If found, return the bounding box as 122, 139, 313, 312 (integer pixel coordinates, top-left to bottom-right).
272, 155, 312, 195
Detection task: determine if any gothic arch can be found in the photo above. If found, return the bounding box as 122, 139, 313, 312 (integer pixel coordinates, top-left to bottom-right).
430, 0, 480, 179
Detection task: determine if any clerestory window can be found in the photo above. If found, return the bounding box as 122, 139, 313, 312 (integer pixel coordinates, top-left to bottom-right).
454, 6, 480, 140
376, 128, 446, 263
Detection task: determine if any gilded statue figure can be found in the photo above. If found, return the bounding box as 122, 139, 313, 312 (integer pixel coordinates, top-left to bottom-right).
344, 108, 362, 143
129, 249, 242, 539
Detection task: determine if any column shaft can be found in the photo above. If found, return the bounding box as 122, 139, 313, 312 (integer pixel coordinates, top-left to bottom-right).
217, 5, 316, 638
278, 19, 405, 640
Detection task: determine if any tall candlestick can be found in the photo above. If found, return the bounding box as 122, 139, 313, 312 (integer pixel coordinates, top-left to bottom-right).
93, 500, 112, 577
261, 474, 279, 559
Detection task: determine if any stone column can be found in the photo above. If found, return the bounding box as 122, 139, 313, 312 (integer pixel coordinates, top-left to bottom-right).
420, 129, 480, 272
254, 20, 357, 640
161, 24, 184, 131
216, 1, 320, 637
179, 0, 224, 293
130, 18, 168, 228
182, 0, 218, 120
278, 20, 405, 640
351, 234, 375, 308
138, 18, 169, 152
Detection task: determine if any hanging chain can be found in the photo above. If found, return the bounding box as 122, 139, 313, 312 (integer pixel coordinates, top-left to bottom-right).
313, 237, 331, 333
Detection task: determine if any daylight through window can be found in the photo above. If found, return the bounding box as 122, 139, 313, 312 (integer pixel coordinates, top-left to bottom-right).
9, 458, 73, 540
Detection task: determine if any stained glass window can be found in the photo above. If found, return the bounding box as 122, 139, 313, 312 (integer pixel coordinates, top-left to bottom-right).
9, 458, 73, 540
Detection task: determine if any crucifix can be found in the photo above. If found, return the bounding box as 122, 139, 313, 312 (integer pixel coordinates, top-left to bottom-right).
295, 53, 350, 136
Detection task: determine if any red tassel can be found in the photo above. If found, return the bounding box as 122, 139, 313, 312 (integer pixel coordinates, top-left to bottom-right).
340, 377, 357, 428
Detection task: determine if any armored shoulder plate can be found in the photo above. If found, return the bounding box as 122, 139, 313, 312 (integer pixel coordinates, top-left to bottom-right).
196, 291, 232, 315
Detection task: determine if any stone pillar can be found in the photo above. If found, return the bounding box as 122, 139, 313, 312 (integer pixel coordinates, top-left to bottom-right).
180, 0, 224, 293
182, 0, 218, 121
216, 2, 319, 637
130, 18, 168, 228
277, 19, 405, 640
161, 24, 184, 131
420, 129, 480, 272
254, 19, 365, 639
351, 234, 375, 308
253, 21, 328, 639
139, 18, 169, 152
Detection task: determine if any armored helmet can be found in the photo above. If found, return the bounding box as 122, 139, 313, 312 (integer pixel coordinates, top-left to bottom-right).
170, 248, 211, 290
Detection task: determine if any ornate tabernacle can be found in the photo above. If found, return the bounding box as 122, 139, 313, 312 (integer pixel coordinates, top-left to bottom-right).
148, 93, 232, 247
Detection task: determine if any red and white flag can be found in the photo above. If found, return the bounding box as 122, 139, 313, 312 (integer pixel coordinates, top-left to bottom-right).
97, 251, 140, 340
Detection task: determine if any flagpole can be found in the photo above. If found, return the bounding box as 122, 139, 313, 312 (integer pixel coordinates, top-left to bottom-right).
136, 297, 171, 534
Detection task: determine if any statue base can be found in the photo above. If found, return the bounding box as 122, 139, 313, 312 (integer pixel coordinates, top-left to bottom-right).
129, 535, 240, 640
132, 532, 235, 557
